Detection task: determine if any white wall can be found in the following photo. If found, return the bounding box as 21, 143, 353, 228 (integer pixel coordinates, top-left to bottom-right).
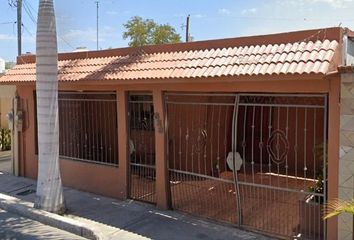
0, 58, 5, 73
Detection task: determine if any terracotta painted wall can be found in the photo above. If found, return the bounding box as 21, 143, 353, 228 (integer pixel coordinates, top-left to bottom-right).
13, 78, 340, 240
16, 85, 122, 199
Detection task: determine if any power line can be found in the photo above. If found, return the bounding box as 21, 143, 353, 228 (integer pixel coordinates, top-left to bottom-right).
21, 0, 75, 50
22, 23, 34, 37
0, 21, 16, 25
23, 0, 36, 24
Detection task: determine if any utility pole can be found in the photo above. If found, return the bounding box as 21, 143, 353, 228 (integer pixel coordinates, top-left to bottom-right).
95, 1, 99, 50
186, 14, 190, 42
17, 0, 22, 56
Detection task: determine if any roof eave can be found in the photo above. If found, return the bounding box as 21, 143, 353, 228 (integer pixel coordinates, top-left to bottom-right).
0, 72, 328, 86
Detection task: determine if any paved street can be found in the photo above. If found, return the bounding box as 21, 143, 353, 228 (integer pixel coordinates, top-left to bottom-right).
0, 209, 85, 240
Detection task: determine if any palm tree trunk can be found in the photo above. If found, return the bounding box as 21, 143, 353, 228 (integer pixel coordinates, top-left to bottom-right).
34, 0, 65, 213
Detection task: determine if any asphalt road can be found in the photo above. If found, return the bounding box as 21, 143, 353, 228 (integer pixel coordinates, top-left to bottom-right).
0, 209, 86, 240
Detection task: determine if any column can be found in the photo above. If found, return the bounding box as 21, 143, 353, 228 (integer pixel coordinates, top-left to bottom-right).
153, 89, 169, 209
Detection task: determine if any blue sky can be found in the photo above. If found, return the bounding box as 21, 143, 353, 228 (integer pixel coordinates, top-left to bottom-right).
1, 0, 354, 61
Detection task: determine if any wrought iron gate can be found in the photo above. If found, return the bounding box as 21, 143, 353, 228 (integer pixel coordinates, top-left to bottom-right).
128, 93, 156, 204
165, 93, 327, 239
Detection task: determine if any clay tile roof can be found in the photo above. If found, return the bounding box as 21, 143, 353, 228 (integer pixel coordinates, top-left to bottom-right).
0, 27, 346, 83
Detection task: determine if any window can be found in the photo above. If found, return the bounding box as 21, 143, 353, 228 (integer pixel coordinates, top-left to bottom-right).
58, 92, 118, 166
35, 91, 118, 166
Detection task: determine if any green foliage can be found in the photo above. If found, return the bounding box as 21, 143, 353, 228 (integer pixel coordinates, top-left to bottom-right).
0, 128, 11, 151
324, 199, 354, 219
308, 166, 324, 203
5, 61, 15, 70
123, 16, 181, 47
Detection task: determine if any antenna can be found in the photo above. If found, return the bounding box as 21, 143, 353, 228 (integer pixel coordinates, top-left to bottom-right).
95, 1, 99, 50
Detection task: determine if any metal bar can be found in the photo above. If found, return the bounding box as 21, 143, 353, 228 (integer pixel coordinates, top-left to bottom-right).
217, 105, 221, 177
237, 93, 327, 98
166, 92, 326, 98
165, 93, 238, 97
268, 106, 272, 186
242, 106, 247, 182
59, 155, 118, 167
128, 100, 153, 104
237, 180, 324, 197
169, 169, 234, 184
166, 101, 236, 106
210, 105, 214, 177
197, 104, 202, 174
304, 108, 308, 182
60, 99, 116, 102
232, 95, 243, 226
260, 106, 263, 185
130, 162, 156, 169
295, 107, 298, 185
238, 103, 325, 109
323, 95, 328, 239
59, 91, 116, 95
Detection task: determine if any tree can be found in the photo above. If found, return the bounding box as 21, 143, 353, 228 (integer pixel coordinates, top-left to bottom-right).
5, 61, 15, 70
34, 0, 65, 213
123, 16, 181, 47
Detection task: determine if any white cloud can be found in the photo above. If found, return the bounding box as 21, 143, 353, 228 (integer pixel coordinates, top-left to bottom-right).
61, 26, 116, 47
241, 8, 257, 15
193, 14, 206, 19
279, 0, 353, 8
236, 0, 354, 38
0, 34, 16, 41
218, 8, 231, 15
313, 0, 353, 8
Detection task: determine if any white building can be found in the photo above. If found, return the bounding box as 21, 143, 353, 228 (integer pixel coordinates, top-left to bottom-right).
0, 58, 5, 74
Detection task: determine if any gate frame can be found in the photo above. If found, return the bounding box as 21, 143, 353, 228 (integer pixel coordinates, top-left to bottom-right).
164, 91, 329, 238
127, 92, 157, 204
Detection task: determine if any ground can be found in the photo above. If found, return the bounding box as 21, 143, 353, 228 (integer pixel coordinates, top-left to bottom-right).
0, 172, 273, 240
0, 209, 85, 240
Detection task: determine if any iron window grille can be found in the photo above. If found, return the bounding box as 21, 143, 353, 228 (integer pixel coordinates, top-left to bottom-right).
58, 92, 118, 166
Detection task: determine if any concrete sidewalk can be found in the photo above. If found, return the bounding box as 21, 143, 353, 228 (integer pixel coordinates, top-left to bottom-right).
0, 172, 274, 240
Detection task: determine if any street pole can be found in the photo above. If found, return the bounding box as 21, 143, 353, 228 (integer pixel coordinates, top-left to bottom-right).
186, 14, 190, 42
95, 1, 99, 50
17, 0, 22, 56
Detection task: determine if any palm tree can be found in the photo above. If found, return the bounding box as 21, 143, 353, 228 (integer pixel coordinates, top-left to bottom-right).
34, 0, 65, 213
324, 199, 354, 219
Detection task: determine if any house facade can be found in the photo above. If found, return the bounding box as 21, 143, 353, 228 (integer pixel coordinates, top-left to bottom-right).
1, 27, 354, 240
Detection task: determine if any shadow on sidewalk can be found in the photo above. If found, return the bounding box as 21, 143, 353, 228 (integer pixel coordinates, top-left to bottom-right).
0, 172, 272, 240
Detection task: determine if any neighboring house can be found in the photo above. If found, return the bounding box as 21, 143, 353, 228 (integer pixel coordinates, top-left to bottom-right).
0, 58, 5, 74
0, 60, 16, 128
1, 27, 354, 240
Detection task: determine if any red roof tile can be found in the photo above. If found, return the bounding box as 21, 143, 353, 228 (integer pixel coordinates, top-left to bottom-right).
0, 29, 343, 83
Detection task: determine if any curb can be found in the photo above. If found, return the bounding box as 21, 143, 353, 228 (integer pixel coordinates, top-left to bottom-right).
0, 193, 98, 240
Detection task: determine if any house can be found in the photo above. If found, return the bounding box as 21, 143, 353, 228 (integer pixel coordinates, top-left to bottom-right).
1, 27, 354, 240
